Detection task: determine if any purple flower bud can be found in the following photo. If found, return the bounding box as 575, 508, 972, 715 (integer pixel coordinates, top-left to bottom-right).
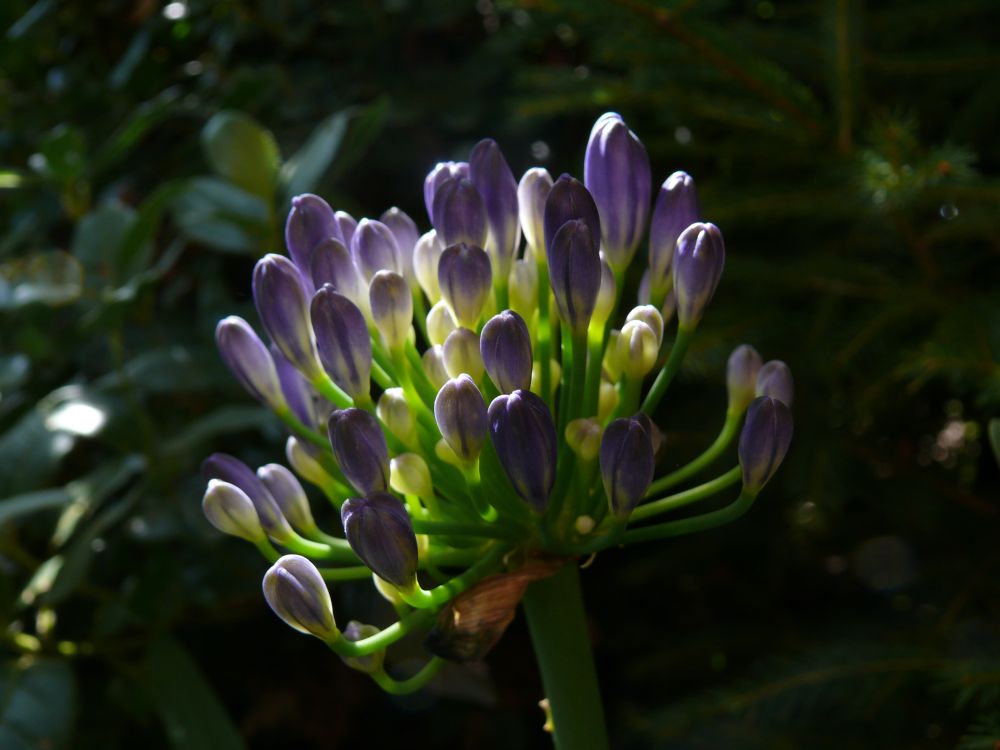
215, 316, 286, 410
649, 172, 699, 300
600, 414, 656, 519
369, 270, 413, 351
438, 242, 493, 329
487, 390, 556, 512
434, 374, 488, 463
542, 174, 601, 258
584, 113, 651, 270
351, 218, 401, 282
334, 210, 358, 248
258, 463, 316, 534
263, 554, 336, 638
673, 222, 725, 329
727, 345, 763, 413
202, 479, 265, 542
202, 453, 293, 540
424, 161, 469, 223
414, 230, 445, 302
380, 207, 419, 283
480, 310, 532, 393
253, 254, 322, 379
310, 286, 372, 401
328, 408, 389, 494
286, 194, 339, 281
518, 168, 553, 252
547, 219, 602, 335
309, 238, 368, 312
341, 491, 418, 588
756, 360, 794, 407
432, 177, 489, 248
470, 138, 520, 279
270, 344, 318, 427
739, 396, 793, 493
443, 327, 485, 382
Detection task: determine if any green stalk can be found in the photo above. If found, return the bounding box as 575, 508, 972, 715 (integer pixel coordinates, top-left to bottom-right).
536, 256, 553, 409
632, 466, 742, 522
645, 411, 741, 497
640, 326, 693, 415
620, 490, 757, 546
522, 564, 609, 750
372, 657, 445, 694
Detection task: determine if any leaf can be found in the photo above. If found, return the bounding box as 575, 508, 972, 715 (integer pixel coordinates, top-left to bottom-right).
989, 419, 1000, 469
324, 98, 390, 183
109, 28, 152, 90
201, 111, 280, 200
161, 405, 276, 459
0, 251, 83, 309
144, 637, 248, 750
71, 204, 137, 283
171, 177, 270, 253
36, 125, 86, 181
6, 0, 57, 40
94, 345, 229, 394
92, 87, 184, 176
279, 110, 350, 201
0, 658, 75, 750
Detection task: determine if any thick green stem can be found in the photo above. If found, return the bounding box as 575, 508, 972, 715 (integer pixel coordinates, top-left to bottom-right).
523, 564, 609, 750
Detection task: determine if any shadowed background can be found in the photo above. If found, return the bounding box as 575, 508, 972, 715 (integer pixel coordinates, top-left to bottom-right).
1, 1, 999, 748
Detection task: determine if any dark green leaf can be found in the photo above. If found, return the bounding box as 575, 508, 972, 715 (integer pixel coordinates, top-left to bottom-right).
201, 111, 280, 200
145, 637, 248, 750
171, 177, 270, 253
0, 658, 75, 750
71, 204, 137, 283
37, 125, 86, 181
280, 110, 350, 202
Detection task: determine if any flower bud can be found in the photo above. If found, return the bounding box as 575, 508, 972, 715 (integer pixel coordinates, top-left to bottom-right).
271, 345, 319, 428
215, 316, 286, 411
434, 374, 488, 464
310, 286, 372, 400
413, 230, 445, 302
480, 310, 532, 394
625, 304, 665, 346
566, 418, 602, 462
286, 436, 328, 488
286, 194, 339, 281
422, 345, 450, 390
310, 238, 368, 314
334, 210, 358, 248
258, 463, 316, 534
547, 219, 602, 335
253, 254, 322, 380
443, 327, 485, 382
426, 299, 457, 346
202, 479, 265, 542
352, 218, 401, 282
341, 491, 418, 588
598, 380, 619, 421
380, 207, 419, 283
432, 177, 489, 248
508, 259, 538, 321
369, 270, 413, 351
202, 453, 293, 541
470, 138, 520, 280
328, 408, 389, 494
756, 360, 794, 407
340, 621, 385, 674
542, 174, 601, 258
424, 161, 469, 223
600, 414, 656, 520
583, 113, 651, 271
673, 222, 725, 330
488, 390, 557, 512
727, 345, 763, 413
389, 453, 433, 499
649, 172, 699, 301
438, 242, 493, 329
518, 167, 553, 252
739, 396, 793, 494
377, 388, 417, 447
603, 329, 624, 383
372, 573, 406, 606
616, 320, 659, 378
591, 257, 617, 328
530, 358, 562, 399
263, 554, 336, 638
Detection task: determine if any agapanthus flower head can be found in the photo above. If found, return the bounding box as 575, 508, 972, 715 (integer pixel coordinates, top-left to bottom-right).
204, 111, 792, 693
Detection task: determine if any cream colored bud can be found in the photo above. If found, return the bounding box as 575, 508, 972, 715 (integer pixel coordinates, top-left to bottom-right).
616, 320, 659, 379
377, 388, 417, 447
603, 329, 623, 382
566, 418, 602, 461
413, 230, 444, 303
421, 345, 450, 390
443, 327, 484, 382
389, 453, 432, 498
508, 258, 538, 321
598, 380, 619, 422
626, 304, 664, 346
590, 256, 617, 328
530, 359, 562, 399
426, 299, 457, 346
285, 436, 328, 488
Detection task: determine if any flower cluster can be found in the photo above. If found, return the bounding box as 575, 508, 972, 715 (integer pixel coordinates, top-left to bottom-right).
202, 112, 793, 691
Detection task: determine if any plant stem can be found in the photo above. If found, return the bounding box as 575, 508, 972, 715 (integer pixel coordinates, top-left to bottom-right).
522, 564, 609, 750
645, 409, 741, 496
640, 326, 693, 415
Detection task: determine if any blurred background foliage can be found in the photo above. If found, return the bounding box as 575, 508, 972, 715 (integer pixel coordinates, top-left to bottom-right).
1, 0, 998, 748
